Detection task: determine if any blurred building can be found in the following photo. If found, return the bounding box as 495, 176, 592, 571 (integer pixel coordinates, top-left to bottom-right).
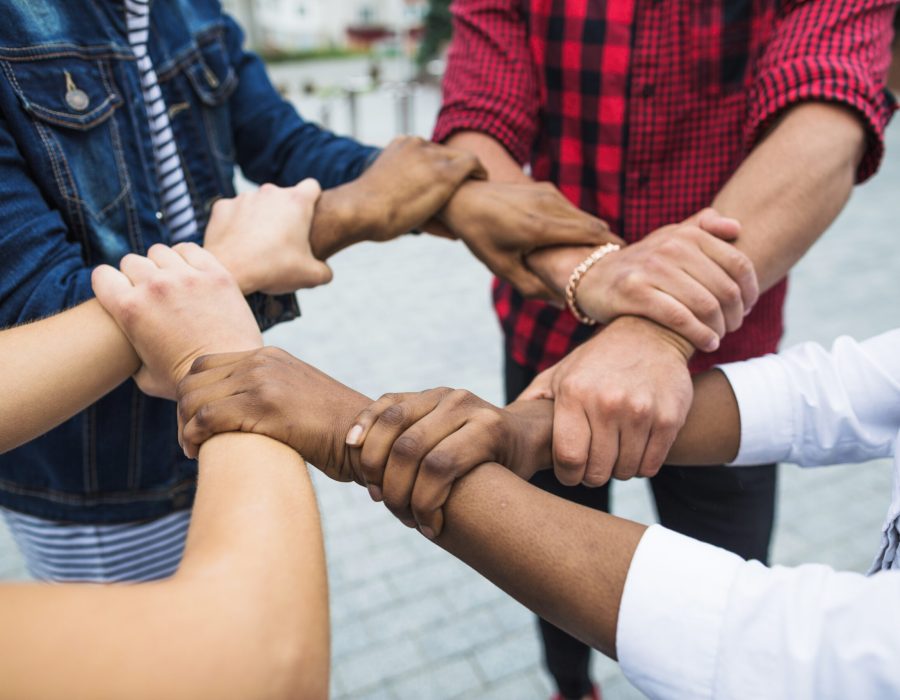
222, 0, 427, 52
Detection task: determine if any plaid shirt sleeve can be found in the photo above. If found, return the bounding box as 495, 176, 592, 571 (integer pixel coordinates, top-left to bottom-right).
432, 0, 541, 165
746, 0, 898, 182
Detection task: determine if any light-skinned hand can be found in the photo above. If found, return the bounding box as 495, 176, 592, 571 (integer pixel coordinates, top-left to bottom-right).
519, 316, 694, 487
91, 243, 263, 400
203, 178, 332, 295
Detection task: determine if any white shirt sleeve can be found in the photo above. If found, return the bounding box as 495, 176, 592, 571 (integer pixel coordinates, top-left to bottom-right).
618, 525, 900, 700
718, 329, 900, 467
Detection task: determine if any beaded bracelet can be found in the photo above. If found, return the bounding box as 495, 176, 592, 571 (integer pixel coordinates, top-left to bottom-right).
564, 243, 621, 325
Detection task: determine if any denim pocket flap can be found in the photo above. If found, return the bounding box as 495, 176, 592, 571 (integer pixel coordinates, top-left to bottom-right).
4, 57, 121, 131
182, 36, 237, 107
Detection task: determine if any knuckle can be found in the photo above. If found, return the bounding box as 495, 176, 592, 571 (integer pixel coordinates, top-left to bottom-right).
380, 403, 408, 428
422, 450, 456, 478
391, 433, 423, 461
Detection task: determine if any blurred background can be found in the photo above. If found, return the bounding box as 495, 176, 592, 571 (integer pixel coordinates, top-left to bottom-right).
2, 2, 898, 698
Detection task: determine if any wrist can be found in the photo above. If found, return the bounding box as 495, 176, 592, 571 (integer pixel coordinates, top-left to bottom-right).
610, 316, 695, 363
203, 242, 257, 295
309, 187, 369, 260
504, 399, 554, 479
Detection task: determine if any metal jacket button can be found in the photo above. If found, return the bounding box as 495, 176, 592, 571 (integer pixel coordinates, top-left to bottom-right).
64, 70, 89, 111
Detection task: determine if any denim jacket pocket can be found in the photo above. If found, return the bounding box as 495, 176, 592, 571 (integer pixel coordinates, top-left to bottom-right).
1, 55, 132, 236
167, 30, 238, 164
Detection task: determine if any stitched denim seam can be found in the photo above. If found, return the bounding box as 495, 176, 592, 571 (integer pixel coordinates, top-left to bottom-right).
153, 25, 227, 79
127, 384, 141, 491
0, 476, 196, 506
0, 44, 134, 62
37, 122, 91, 237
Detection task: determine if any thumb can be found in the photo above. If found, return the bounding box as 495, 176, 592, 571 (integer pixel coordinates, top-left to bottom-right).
518, 368, 555, 401
91, 264, 134, 316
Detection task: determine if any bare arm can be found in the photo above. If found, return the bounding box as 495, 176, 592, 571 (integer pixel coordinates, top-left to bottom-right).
711, 102, 863, 292
0, 301, 138, 454
0, 431, 328, 700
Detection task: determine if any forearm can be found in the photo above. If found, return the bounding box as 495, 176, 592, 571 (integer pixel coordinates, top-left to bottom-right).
308, 185, 370, 260
0, 433, 328, 700
0, 300, 139, 454
444, 131, 532, 183
712, 102, 864, 292
435, 462, 645, 657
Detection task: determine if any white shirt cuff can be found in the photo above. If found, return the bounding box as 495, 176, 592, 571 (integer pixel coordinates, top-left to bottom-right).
617, 525, 744, 700
717, 356, 795, 466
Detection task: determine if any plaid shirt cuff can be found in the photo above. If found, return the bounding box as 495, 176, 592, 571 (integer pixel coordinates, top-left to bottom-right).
747, 56, 897, 182
433, 105, 534, 166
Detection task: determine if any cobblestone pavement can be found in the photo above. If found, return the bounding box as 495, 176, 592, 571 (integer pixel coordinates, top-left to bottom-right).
1, 74, 899, 699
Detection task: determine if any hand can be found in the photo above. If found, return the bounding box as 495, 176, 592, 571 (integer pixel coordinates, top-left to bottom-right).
176, 347, 368, 478
91, 243, 263, 400
203, 179, 333, 295
529, 209, 759, 352
436, 180, 618, 301
311, 136, 485, 259
519, 316, 693, 487
344, 390, 553, 537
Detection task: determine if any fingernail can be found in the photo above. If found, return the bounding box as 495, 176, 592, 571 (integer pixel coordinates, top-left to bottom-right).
346, 424, 364, 446
744, 306, 754, 317
705, 337, 720, 352
401, 518, 416, 529
420, 526, 436, 539
367, 484, 383, 502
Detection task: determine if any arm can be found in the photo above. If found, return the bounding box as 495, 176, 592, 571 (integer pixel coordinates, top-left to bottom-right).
0, 431, 328, 700
0, 301, 138, 454
670, 329, 900, 468
175, 350, 900, 699
517, 0, 897, 486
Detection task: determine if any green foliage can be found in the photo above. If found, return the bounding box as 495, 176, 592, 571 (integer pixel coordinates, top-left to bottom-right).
417, 0, 453, 67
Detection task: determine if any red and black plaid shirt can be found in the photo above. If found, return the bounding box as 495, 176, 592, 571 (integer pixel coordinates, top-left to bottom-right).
435, 0, 896, 374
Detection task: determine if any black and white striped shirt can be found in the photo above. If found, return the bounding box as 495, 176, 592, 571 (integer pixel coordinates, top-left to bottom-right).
126, 0, 199, 242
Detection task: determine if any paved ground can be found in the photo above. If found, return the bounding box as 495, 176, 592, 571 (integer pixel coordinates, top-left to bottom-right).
1, 71, 899, 698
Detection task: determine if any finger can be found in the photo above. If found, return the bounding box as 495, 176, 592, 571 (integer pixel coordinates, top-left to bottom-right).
637, 426, 675, 480
410, 427, 495, 538
552, 398, 591, 486
173, 242, 225, 273
582, 419, 618, 487
682, 251, 745, 337
119, 253, 160, 284
638, 289, 720, 352
695, 208, 741, 241
697, 235, 759, 314
177, 369, 242, 427
659, 269, 728, 340
91, 265, 135, 313
356, 390, 448, 497
146, 243, 188, 270
181, 393, 250, 460
504, 262, 559, 303
611, 415, 651, 481
518, 368, 556, 401
186, 350, 260, 376
381, 403, 468, 524
291, 177, 322, 203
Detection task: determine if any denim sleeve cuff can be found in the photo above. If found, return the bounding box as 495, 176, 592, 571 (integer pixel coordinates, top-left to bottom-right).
618, 525, 744, 700
247, 291, 300, 332
717, 355, 795, 467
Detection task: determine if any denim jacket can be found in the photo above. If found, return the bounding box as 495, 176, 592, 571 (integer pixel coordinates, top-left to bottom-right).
0, 0, 376, 522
